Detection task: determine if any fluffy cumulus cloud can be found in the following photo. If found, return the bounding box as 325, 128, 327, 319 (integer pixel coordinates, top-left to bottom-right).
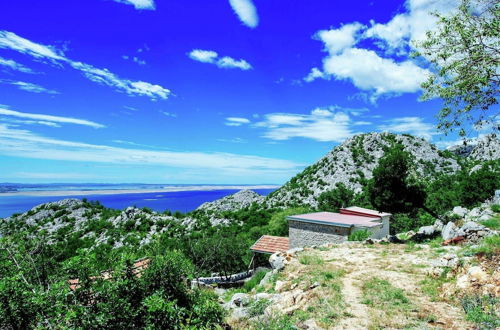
0, 108, 104, 129
0, 31, 170, 100
0, 56, 35, 73
228, 0, 259, 28
305, 0, 460, 100
254, 107, 369, 142
378, 116, 437, 140
0, 80, 59, 94
225, 117, 251, 126
0, 124, 301, 173
188, 49, 252, 70
113, 0, 155, 10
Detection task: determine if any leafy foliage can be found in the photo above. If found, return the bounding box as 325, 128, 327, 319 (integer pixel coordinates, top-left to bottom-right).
367, 143, 426, 214
416, 0, 499, 135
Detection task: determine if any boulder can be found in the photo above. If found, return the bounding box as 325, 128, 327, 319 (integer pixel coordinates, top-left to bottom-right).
417, 225, 435, 236
230, 293, 250, 307
269, 253, 286, 271
442, 222, 459, 240
259, 271, 274, 287
468, 266, 488, 283
452, 206, 468, 218
433, 220, 444, 232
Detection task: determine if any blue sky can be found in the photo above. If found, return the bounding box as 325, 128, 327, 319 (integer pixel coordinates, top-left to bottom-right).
0, 0, 478, 184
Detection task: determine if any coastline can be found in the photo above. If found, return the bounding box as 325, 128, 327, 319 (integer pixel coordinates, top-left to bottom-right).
0, 185, 281, 197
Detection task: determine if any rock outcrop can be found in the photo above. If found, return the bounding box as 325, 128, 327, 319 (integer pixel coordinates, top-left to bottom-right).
197, 189, 265, 212
266, 132, 460, 208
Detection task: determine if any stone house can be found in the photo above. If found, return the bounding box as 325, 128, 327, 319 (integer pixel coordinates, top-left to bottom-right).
287, 207, 391, 249
250, 206, 391, 254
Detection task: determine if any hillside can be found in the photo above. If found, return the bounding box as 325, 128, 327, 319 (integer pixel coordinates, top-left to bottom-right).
266, 133, 462, 208
225, 238, 499, 329
0, 198, 184, 249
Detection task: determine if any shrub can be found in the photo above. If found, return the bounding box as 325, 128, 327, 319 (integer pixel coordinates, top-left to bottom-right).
491, 204, 500, 213
461, 295, 499, 329
317, 183, 355, 212
348, 229, 370, 241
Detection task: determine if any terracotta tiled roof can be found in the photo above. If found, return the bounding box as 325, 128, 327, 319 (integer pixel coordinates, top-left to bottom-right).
288, 211, 381, 228
251, 235, 289, 254
68, 257, 151, 291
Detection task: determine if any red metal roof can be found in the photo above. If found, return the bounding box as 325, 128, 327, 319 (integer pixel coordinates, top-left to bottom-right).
288, 211, 381, 228
340, 206, 391, 218
251, 235, 289, 254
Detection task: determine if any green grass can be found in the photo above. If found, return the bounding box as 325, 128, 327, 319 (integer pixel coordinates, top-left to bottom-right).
480, 216, 500, 230
247, 298, 271, 317
490, 204, 500, 213
348, 229, 371, 241
361, 277, 410, 309
470, 234, 500, 258
419, 267, 452, 301
461, 295, 499, 329
298, 253, 324, 265
243, 269, 268, 292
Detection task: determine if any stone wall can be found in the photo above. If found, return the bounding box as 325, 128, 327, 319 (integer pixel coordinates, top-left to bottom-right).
289, 220, 351, 248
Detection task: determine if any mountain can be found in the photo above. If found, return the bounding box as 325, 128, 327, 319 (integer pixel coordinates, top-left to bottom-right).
0, 198, 183, 248
197, 189, 265, 212
449, 133, 500, 161
266, 132, 462, 208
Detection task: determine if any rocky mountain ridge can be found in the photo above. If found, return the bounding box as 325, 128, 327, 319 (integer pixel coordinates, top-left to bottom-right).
0, 198, 182, 248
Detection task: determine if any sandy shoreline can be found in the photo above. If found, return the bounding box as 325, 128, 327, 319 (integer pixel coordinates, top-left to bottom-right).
0, 185, 281, 197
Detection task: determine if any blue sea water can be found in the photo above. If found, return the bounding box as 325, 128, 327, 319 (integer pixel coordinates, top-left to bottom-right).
0, 189, 276, 218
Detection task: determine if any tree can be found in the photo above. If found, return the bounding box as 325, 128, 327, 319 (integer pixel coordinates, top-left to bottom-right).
368, 144, 426, 214
416, 0, 499, 136
317, 183, 355, 212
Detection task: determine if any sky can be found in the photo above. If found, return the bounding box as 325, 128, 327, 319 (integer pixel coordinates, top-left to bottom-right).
0, 0, 482, 184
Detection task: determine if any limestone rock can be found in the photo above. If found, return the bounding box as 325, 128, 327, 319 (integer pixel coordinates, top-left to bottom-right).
452, 206, 468, 218
442, 222, 459, 241
269, 253, 286, 271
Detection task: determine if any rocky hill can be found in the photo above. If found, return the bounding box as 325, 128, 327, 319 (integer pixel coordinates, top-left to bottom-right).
197, 189, 265, 212
0, 198, 182, 248
449, 133, 500, 161
266, 132, 461, 208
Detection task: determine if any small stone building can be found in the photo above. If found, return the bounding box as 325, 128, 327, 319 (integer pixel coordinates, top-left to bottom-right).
287, 207, 391, 249
250, 206, 391, 253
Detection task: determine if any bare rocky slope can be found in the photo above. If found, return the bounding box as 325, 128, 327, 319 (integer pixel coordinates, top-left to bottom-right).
265, 132, 461, 208
197, 189, 265, 212
449, 133, 500, 161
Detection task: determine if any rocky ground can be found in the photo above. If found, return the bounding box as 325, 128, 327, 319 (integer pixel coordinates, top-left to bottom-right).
225, 241, 498, 329
223, 200, 500, 329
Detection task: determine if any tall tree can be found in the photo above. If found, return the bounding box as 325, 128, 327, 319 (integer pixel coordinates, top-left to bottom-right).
368, 144, 426, 214
416, 0, 499, 136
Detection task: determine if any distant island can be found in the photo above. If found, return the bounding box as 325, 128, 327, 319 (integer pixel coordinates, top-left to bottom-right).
0, 183, 280, 197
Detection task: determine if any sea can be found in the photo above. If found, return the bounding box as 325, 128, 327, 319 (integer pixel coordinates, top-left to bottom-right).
0, 184, 277, 218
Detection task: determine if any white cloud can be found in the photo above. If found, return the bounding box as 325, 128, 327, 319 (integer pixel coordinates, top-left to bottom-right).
378, 116, 437, 140
123, 55, 146, 66
113, 0, 155, 10
0, 56, 35, 73
189, 49, 218, 63
161, 111, 177, 118
0, 108, 104, 129
225, 117, 251, 126
316, 23, 365, 55
255, 108, 357, 142
229, 0, 259, 28
217, 56, 252, 70
305, 1, 459, 99
0, 80, 59, 94
304, 67, 325, 82
322, 48, 429, 97
0, 31, 170, 100
0, 124, 301, 172
188, 49, 252, 70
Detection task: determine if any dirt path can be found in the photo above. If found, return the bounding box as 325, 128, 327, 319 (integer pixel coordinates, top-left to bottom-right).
319, 244, 473, 329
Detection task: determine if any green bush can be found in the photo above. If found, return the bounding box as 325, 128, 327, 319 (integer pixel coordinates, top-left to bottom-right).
491, 204, 500, 213
461, 295, 499, 329
348, 229, 371, 241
